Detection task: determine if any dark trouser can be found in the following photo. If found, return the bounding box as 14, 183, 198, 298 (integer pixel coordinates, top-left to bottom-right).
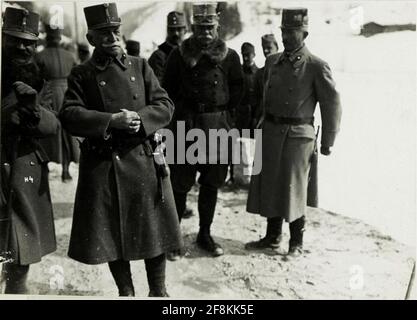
1, 263, 30, 294
266, 217, 283, 239
266, 216, 305, 246
170, 164, 228, 228
289, 216, 305, 247
108, 254, 166, 296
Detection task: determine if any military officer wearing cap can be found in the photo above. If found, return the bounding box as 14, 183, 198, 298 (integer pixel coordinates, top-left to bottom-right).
60, 3, 182, 297
148, 11, 187, 83
163, 3, 243, 259
125, 39, 140, 57
246, 8, 342, 258
1, 7, 59, 294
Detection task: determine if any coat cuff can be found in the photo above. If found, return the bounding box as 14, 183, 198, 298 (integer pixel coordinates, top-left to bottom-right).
321, 130, 338, 147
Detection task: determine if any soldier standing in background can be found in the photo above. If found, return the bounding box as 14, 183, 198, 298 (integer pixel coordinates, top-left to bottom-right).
60, 3, 182, 297
125, 39, 140, 57
246, 8, 342, 258
163, 2, 243, 260
237, 42, 259, 135
35, 24, 79, 181
226, 42, 258, 186
77, 42, 91, 64
149, 11, 195, 219
1, 7, 59, 294
253, 34, 279, 129
149, 11, 187, 83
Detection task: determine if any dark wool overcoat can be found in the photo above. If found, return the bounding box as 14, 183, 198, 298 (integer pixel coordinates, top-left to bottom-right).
35, 46, 79, 163
60, 50, 182, 264
162, 37, 244, 164
1, 83, 58, 265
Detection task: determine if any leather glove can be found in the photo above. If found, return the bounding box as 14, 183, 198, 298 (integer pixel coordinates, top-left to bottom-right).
320, 146, 331, 156
13, 81, 39, 113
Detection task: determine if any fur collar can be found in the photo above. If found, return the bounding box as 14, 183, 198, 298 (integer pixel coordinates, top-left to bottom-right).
179, 37, 228, 68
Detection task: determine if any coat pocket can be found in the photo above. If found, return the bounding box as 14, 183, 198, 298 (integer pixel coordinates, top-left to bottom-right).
287, 124, 316, 140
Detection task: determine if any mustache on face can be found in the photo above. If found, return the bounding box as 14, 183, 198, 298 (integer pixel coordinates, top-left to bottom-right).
197, 35, 213, 40
101, 43, 121, 48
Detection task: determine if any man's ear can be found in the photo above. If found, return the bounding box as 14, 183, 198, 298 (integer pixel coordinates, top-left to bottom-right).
303, 31, 309, 39
86, 32, 95, 47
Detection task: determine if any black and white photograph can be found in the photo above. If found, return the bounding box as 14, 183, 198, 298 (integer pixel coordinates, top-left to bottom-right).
0, 0, 416, 303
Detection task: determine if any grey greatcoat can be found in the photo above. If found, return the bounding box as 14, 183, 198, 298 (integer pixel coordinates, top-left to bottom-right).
247, 45, 342, 222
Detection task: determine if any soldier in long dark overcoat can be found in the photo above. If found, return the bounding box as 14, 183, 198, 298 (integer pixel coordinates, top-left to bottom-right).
148, 11, 187, 83
1, 7, 59, 294
246, 8, 342, 257
35, 24, 79, 181
163, 3, 243, 259
60, 3, 182, 297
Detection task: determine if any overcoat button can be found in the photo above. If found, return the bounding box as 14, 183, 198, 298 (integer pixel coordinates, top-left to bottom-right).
99, 80, 106, 86
133, 94, 139, 99
128, 61, 132, 65
214, 81, 218, 85
4, 163, 10, 166
115, 155, 120, 161
285, 102, 289, 105
140, 150, 145, 156
29, 161, 35, 166
130, 76, 136, 82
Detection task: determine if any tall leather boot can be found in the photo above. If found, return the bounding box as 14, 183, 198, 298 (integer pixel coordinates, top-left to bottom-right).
145, 254, 169, 297
2, 263, 30, 294
197, 186, 223, 257
288, 216, 306, 258
173, 191, 187, 223
108, 260, 135, 296
245, 217, 284, 250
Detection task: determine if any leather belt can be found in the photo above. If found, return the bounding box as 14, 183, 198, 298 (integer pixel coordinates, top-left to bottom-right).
265, 114, 314, 125
186, 103, 228, 114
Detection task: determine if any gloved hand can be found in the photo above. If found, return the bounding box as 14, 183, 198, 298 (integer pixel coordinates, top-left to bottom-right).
110, 108, 141, 134
320, 146, 331, 156
13, 81, 39, 114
